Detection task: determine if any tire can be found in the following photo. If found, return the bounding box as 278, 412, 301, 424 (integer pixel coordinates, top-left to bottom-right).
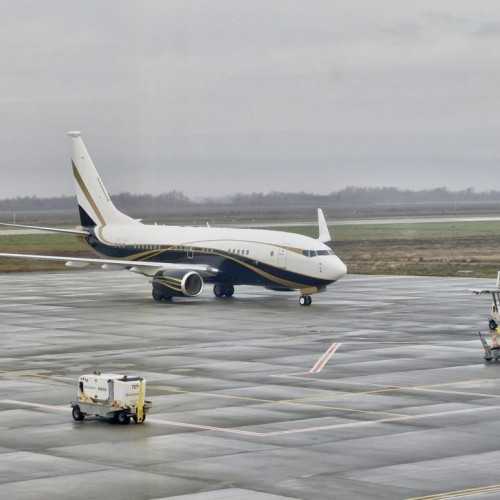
225, 285, 235, 297
489, 319, 498, 330
299, 295, 312, 306
152, 289, 163, 301
72, 405, 84, 421
117, 411, 130, 425
132, 413, 146, 424
214, 285, 224, 298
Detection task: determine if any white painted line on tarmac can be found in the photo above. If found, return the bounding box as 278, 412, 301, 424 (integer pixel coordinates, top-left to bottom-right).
3, 399, 499, 438
0, 399, 71, 411
147, 418, 263, 436
260, 404, 500, 437
309, 342, 341, 373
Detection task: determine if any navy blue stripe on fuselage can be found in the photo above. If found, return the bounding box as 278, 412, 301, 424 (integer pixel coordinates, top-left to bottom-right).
83, 234, 334, 289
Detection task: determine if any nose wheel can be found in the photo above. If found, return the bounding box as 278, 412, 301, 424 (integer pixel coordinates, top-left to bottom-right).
299, 294, 312, 306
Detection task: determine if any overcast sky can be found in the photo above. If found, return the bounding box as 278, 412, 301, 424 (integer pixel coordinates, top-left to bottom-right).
2, 0, 500, 199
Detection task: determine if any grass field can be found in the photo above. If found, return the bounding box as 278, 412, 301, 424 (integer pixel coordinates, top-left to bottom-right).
1, 219, 500, 277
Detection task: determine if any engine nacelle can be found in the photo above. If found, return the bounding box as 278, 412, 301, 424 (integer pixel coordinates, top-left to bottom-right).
152, 270, 203, 298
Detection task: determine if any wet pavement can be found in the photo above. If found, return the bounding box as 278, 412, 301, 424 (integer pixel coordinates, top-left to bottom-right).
0, 270, 499, 499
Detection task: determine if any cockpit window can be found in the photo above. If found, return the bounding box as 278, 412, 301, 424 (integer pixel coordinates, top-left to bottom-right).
302, 249, 335, 257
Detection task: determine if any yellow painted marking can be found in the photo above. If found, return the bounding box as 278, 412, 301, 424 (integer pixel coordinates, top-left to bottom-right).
276, 378, 494, 402
2, 399, 499, 438
0, 372, 496, 422
150, 385, 406, 417
406, 483, 500, 499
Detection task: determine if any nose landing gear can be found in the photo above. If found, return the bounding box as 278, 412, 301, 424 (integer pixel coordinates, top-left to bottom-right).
299, 294, 312, 306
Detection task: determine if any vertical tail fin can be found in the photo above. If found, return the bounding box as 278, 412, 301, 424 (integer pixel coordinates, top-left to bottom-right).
68, 131, 140, 227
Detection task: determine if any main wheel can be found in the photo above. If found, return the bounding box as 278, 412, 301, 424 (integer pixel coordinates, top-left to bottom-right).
225, 285, 235, 297
72, 405, 84, 421
117, 411, 130, 425
213, 285, 224, 298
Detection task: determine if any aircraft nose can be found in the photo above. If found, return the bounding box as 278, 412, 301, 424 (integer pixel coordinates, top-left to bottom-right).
328, 256, 347, 281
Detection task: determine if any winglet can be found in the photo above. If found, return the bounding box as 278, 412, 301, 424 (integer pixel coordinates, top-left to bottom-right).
317, 209, 332, 243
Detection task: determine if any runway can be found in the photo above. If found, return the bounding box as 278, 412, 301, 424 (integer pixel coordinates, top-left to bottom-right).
0, 270, 499, 499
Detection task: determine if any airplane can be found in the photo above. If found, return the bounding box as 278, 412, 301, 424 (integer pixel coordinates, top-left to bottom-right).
0, 131, 347, 306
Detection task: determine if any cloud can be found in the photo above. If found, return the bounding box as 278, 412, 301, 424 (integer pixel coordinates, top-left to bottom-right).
1, 0, 500, 199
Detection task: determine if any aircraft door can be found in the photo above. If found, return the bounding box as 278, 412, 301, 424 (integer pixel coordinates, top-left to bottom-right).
277, 243, 289, 269
187, 246, 194, 259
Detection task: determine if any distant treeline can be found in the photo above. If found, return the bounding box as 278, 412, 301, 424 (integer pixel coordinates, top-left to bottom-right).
1, 187, 500, 211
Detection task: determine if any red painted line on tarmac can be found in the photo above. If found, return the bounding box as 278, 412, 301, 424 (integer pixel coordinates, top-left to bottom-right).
309, 342, 341, 373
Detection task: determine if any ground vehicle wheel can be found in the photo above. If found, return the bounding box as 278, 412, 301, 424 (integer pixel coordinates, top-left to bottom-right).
489, 319, 498, 330
152, 289, 163, 301
117, 411, 130, 425
72, 405, 84, 421
132, 413, 146, 424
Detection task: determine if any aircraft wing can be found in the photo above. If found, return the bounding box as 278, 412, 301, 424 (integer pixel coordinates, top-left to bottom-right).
0, 252, 218, 277
0, 222, 89, 236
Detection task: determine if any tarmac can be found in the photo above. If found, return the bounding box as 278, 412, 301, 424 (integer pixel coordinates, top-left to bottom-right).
0, 269, 499, 500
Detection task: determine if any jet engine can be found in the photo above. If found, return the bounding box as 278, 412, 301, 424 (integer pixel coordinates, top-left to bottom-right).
151, 269, 203, 300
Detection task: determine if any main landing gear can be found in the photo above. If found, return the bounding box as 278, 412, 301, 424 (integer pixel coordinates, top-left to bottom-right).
299, 295, 312, 306
152, 290, 173, 302
213, 284, 234, 298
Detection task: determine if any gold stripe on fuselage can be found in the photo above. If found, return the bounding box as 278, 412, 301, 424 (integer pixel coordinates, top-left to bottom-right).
72, 161, 106, 226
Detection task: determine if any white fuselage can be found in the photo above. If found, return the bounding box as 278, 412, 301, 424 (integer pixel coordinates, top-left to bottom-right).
93, 223, 347, 286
